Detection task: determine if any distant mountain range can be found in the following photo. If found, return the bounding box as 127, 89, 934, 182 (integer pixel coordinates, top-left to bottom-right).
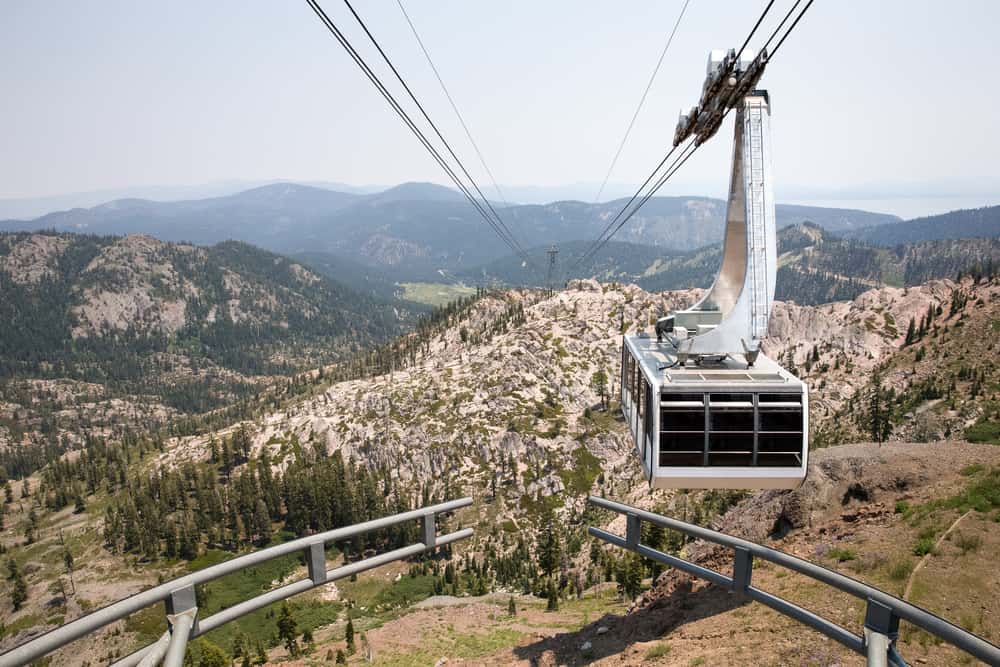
4, 183, 999, 307
0, 180, 385, 220
841, 206, 1000, 245
0, 181, 900, 276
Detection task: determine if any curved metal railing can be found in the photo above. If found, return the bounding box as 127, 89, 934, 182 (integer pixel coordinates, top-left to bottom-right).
0, 497, 473, 667
587, 495, 1000, 667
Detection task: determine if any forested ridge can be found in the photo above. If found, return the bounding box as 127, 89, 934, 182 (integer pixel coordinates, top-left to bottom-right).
468, 223, 1000, 306
0, 232, 411, 411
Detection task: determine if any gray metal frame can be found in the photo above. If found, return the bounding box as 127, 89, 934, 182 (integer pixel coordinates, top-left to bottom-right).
0, 498, 473, 667
588, 496, 1000, 666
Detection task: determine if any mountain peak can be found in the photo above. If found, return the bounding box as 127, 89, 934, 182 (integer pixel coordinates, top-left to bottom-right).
367, 182, 464, 204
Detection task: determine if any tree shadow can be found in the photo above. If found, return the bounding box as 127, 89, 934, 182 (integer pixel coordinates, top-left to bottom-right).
513, 577, 748, 665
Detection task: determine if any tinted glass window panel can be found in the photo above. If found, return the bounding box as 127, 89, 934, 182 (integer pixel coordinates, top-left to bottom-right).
661, 410, 704, 431
710, 393, 752, 403
758, 433, 802, 453
710, 410, 754, 431
709, 452, 754, 466
759, 393, 801, 403
664, 393, 705, 403
757, 452, 802, 467
759, 409, 803, 432
710, 432, 753, 452
659, 432, 704, 452
659, 451, 704, 466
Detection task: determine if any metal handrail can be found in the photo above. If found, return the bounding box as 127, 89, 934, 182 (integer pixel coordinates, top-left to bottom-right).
588, 495, 1000, 667
0, 497, 473, 667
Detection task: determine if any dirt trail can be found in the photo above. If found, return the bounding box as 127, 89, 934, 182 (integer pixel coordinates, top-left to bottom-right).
903, 508, 973, 601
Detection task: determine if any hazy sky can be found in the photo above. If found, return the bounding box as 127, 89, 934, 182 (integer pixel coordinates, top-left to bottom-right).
2, 0, 999, 202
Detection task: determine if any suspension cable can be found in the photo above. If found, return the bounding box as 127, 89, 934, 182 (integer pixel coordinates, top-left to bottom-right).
592, 0, 693, 204
395, 0, 512, 211
768, 0, 815, 58
305, 0, 528, 260
339, 0, 529, 261
576, 141, 699, 267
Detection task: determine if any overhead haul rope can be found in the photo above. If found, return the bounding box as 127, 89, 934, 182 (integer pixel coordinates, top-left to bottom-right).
305, 0, 531, 263
592, 0, 693, 205
395, 0, 513, 212
339, 0, 529, 262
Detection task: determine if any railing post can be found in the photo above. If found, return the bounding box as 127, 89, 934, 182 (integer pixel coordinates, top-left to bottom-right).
732, 547, 752, 597
421, 511, 437, 548
165, 585, 197, 632
306, 542, 326, 585
163, 585, 198, 667
864, 598, 899, 667
163, 608, 197, 667
625, 513, 641, 549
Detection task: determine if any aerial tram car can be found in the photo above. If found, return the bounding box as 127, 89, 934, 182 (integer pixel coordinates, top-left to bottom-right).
621, 49, 808, 489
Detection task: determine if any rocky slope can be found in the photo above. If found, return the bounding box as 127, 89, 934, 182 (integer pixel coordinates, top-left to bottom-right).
0, 231, 415, 477
3, 277, 999, 666
0, 231, 405, 347
159, 276, 992, 483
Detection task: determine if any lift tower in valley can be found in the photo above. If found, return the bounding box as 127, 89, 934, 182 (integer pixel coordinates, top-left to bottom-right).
546, 245, 559, 292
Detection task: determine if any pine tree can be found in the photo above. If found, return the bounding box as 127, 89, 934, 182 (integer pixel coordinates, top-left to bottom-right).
536, 508, 561, 579
346, 617, 356, 654
904, 318, 916, 346
616, 554, 643, 600
11, 570, 28, 611
642, 522, 666, 581
277, 602, 299, 657
862, 372, 893, 444
591, 369, 609, 410
783, 348, 796, 374
545, 579, 559, 611
25, 507, 37, 544
252, 499, 272, 546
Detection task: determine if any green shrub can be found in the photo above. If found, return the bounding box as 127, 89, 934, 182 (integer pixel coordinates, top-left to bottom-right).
645, 642, 672, 660
826, 547, 857, 562
965, 419, 1000, 445
912, 537, 935, 556
917, 524, 939, 541
960, 464, 985, 477
954, 531, 981, 555
888, 557, 914, 581
894, 500, 910, 514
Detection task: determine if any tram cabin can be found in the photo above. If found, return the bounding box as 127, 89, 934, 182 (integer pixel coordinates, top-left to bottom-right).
621, 333, 808, 489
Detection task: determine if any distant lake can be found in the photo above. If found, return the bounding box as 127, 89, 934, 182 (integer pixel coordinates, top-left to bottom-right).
783, 197, 999, 220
